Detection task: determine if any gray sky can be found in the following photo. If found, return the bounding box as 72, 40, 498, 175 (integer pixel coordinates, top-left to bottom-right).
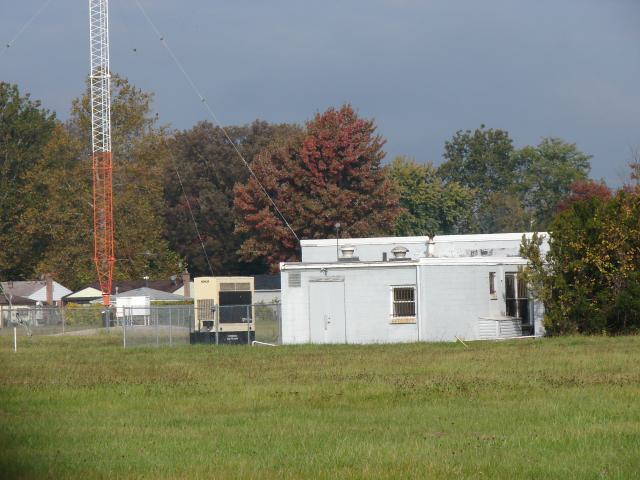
1, 0, 639, 185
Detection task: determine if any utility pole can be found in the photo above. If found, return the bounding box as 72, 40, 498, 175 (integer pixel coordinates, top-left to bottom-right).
89, 0, 115, 306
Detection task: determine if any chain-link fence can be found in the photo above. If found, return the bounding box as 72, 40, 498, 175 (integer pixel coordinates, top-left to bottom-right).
121, 305, 194, 348
1, 303, 281, 349
0, 305, 111, 337
188, 303, 280, 346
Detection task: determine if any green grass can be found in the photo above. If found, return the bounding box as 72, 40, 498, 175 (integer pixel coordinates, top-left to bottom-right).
1, 335, 639, 479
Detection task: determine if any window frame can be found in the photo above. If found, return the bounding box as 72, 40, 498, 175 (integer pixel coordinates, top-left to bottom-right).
489, 271, 497, 299
389, 285, 417, 324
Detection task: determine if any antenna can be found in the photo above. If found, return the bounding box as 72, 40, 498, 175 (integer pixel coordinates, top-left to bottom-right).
89, 0, 115, 305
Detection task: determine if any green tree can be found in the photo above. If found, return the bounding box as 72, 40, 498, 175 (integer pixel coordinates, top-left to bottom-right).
522, 188, 640, 335
387, 156, 474, 236
438, 125, 515, 199
234, 104, 401, 269
438, 125, 521, 233
20, 76, 180, 289
514, 138, 591, 229
439, 127, 592, 233
164, 120, 301, 276
0, 83, 57, 279
479, 192, 530, 233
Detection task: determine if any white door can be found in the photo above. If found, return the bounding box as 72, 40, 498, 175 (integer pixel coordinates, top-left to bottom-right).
309, 279, 346, 343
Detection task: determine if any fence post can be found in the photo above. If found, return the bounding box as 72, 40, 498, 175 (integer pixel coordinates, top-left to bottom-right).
61, 305, 65, 335
277, 304, 281, 345
215, 305, 219, 346
123, 306, 127, 349
13, 326, 17, 352
155, 308, 159, 347
169, 308, 173, 347
188, 307, 192, 344
247, 305, 251, 345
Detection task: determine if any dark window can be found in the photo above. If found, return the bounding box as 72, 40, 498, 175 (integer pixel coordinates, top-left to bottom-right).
392, 287, 416, 317
505, 273, 529, 325
489, 272, 496, 295
219, 291, 252, 306
219, 291, 252, 323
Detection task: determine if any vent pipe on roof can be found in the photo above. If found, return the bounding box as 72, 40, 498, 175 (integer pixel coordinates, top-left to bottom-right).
426, 236, 436, 258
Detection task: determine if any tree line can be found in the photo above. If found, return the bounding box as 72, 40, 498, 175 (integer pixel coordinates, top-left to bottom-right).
1, 76, 628, 320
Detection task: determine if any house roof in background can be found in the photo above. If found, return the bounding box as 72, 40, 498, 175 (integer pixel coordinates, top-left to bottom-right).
90, 279, 186, 294
0, 294, 37, 305
115, 287, 190, 302
254, 274, 281, 291
1, 281, 47, 298
65, 286, 102, 298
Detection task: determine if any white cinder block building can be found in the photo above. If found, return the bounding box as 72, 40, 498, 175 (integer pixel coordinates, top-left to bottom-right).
280, 233, 547, 344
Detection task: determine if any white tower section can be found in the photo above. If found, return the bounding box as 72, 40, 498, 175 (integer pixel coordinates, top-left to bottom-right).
89, 0, 111, 154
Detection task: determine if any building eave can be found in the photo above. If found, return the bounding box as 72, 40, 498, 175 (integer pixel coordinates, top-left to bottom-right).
281, 256, 529, 271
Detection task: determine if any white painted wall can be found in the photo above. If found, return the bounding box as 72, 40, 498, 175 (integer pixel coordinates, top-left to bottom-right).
420, 264, 495, 341
115, 296, 150, 318
282, 265, 419, 344
281, 259, 545, 344
281, 271, 309, 343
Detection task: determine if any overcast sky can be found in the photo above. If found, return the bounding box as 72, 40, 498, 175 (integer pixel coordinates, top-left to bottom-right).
1, 0, 639, 185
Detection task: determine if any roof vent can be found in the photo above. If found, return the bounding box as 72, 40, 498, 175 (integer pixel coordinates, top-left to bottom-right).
339, 245, 356, 260
390, 246, 410, 260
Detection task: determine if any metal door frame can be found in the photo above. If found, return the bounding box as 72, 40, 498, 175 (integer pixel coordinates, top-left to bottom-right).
308, 276, 346, 343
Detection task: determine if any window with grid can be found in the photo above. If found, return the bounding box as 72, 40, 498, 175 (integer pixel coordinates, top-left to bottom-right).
392, 286, 416, 318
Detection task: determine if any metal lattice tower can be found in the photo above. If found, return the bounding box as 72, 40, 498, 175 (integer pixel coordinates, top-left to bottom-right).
89, 0, 114, 305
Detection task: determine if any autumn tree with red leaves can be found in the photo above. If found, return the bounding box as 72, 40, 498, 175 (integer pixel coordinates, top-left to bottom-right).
234, 105, 401, 269
556, 179, 612, 212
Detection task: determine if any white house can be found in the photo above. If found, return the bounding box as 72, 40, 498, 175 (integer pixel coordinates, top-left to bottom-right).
280, 233, 547, 344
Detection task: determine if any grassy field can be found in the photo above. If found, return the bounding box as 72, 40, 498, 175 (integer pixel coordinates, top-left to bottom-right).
1, 335, 639, 479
